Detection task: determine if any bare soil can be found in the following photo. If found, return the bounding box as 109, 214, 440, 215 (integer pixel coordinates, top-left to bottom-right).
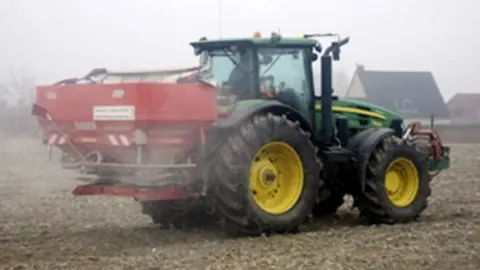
0, 136, 479, 270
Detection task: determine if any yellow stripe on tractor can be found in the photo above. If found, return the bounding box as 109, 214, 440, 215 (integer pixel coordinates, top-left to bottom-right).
315, 105, 386, 120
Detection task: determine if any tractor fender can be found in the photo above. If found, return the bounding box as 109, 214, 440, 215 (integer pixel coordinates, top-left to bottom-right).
212, 100, 314, 135
347, 128, 395, 192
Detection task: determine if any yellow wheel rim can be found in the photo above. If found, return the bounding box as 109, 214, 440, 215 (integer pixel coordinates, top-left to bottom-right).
384, 157, 420, 207
249, 142, 304, 215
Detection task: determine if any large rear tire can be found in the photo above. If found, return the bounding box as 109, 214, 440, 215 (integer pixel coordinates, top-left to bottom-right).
354, 135, 431, 224
205, 113, 323, 236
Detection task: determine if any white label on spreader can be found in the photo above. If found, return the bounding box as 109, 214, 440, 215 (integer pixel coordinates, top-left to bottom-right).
93, 106, 135, 121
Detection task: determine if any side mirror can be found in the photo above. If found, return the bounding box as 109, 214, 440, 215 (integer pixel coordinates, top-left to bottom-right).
311, 53, 318, 62
333, 47, 341, 61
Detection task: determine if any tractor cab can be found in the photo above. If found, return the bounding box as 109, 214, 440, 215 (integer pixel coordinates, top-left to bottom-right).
191, 32, 352, 147
190, 33, 321, 122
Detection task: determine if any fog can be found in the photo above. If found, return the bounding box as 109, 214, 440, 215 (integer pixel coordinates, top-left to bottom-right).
1, 0, 479, 100
2, 2, 480, 268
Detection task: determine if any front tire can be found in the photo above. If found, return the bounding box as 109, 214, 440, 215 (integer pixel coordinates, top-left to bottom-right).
206, 113, 323, 236
354, 135, 431, 224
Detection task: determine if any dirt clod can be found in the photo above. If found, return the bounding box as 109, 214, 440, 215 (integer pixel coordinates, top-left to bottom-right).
0, 137, 479, 269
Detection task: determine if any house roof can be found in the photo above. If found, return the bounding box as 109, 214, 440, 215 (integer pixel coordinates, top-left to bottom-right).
447, 93, 480, 109
355, 68, 450, 118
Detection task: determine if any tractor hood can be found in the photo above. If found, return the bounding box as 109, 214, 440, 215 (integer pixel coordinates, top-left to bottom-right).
334, 97, 402, 123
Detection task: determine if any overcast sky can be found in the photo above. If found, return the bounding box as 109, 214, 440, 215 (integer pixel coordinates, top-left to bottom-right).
1, 0, 478, 100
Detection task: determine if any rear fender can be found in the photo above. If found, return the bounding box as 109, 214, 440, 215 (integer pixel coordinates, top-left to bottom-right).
347, 128, 395, 192
212, 100, 314, 135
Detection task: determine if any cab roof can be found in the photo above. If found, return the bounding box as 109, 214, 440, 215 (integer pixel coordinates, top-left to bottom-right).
190, 36, 317, 49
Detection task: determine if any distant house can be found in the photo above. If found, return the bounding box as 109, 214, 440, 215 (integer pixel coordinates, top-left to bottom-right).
447, 93, 480, 125
345, 65, 451, 124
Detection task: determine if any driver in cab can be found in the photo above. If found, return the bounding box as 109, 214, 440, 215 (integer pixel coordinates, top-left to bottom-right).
227, 51, 253, 100
227, 51, 281, 100
258, 54, 284, 98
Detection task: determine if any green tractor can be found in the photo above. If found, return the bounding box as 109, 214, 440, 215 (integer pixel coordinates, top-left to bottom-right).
182, 32, 450, 235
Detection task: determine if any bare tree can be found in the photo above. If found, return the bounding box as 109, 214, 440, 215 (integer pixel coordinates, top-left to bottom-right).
0, 69, 38, 136
1, 68, 36, 105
